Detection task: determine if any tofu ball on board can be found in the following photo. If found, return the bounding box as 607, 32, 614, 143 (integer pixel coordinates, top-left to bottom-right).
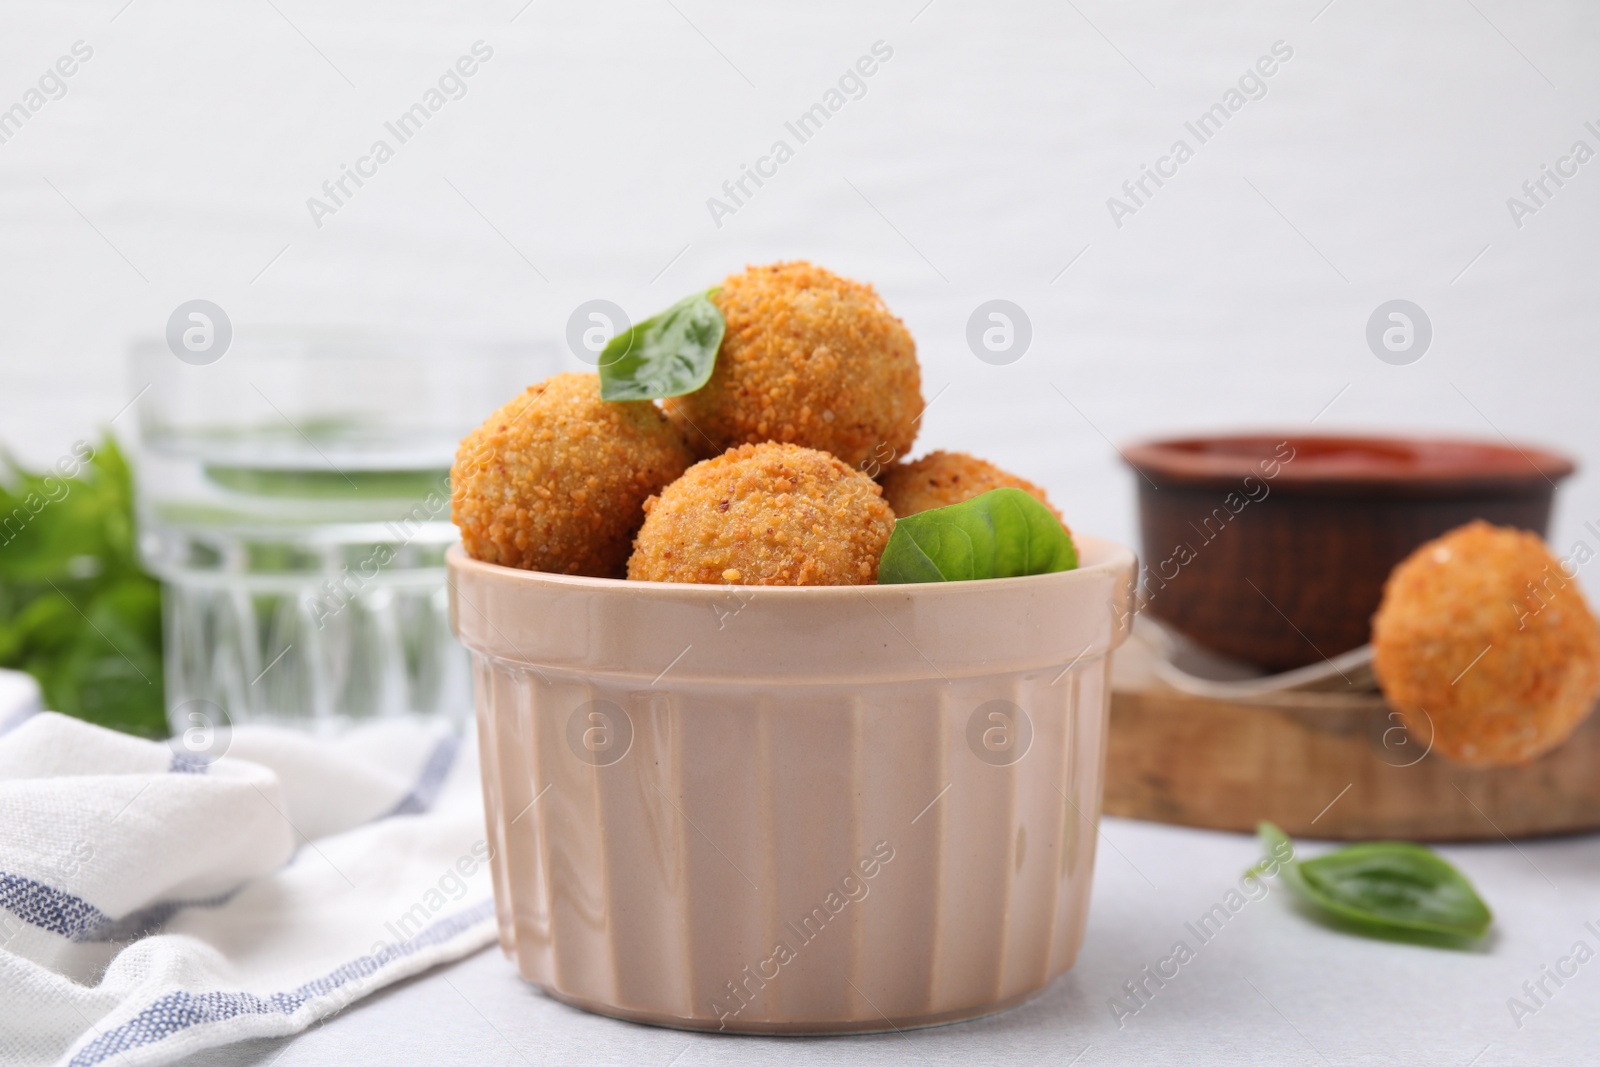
1373, 520, 1600, 767
627, 442, 895, 586
452, 372, 693, 577
879, 450, 1066, 526
666, 261, 923, 469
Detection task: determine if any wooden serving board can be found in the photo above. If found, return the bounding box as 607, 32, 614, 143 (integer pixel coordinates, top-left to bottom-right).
1104, 685, 1600, 841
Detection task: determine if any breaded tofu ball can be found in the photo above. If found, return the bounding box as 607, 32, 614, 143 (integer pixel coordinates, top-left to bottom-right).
665, 261, 923, 469
452, 372, 692, 577
628, 442, 894, 586
879, 450, 1066, 526
1373, 520, 1600, 767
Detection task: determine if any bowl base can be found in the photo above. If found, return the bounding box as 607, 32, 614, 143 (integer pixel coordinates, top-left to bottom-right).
536, 980, 1054, 1036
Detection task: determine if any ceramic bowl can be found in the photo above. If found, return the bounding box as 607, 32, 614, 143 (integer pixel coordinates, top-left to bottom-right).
447, 536, 1136, 1033
1121, 433, 1575, 672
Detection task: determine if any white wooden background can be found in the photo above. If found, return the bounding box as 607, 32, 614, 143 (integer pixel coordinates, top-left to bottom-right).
3, 0, 1598, 591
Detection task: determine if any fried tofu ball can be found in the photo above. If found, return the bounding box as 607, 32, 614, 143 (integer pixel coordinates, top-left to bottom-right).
1373, 520, 1600, 767
452, 372, 692, 577
665, 261, 923, 469
879, 450, 1066, 526
627, 442, 894, 586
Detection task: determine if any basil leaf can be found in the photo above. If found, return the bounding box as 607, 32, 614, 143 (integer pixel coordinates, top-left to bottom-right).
1254, 822, 1492, 945
598, 289, 725, 401
878, 487, 1077, 584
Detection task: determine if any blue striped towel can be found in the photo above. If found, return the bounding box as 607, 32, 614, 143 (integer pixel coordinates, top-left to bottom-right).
0, 672, 497, 1067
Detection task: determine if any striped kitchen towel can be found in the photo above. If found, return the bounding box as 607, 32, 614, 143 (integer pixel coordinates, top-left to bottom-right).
0, 673, 496, 1067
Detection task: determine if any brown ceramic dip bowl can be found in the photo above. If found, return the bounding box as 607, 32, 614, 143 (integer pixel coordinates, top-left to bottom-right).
1121, 434, 1575, 673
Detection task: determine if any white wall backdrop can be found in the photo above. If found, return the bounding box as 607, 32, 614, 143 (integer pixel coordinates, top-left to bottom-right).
3, 0, 1599, 587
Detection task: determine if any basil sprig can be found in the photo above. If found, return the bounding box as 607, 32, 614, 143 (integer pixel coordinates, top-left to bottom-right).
0, 436, 167, 738
878, 487, 1077, 584
1252, 822, 1492, 946
598, 289, 725, 401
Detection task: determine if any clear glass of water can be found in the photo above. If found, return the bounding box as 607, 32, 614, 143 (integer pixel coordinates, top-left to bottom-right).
128, 330, 547, 734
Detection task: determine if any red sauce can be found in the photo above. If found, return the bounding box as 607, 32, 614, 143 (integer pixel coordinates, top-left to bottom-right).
1123, 434, 1574, 491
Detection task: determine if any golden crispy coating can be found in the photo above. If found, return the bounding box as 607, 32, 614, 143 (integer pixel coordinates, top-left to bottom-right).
1373, 520, 1600, 767
665, 261, 923, 469
878, 450, 1065, 526
452, 372, 692, 577
627, 442, 895, 586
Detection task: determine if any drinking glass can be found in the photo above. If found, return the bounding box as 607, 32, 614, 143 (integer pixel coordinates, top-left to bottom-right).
128, 329, 549, 733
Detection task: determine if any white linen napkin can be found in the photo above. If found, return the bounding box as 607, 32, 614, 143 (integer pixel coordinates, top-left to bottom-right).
0, 671, 496, 1067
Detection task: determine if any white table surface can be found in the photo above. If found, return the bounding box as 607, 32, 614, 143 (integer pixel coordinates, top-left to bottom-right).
174, 816, 1599, 1067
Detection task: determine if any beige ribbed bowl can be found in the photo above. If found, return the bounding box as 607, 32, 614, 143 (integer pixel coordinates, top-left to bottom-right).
448, 536, 1136, 1034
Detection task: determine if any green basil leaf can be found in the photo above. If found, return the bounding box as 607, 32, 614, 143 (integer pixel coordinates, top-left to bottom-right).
1254, 822, 1492, 945
598, 289, 725, 401
878, 487, 1076, 584
1299, 844, 1493, 937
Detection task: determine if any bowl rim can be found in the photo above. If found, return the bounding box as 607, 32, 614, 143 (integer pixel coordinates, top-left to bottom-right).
445, 533, 1136, 598
1121, 431, 1574, 492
